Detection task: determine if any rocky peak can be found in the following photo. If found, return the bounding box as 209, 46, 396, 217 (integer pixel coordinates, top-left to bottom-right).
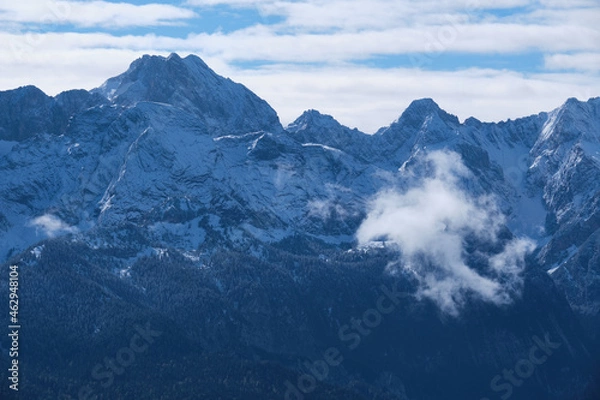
397, 98, 459, 128
375, 98, 461, 151
0, 85, 61, 141
286, 109, 368, 157
92, 53, 282, 135
287, 109, 342, 133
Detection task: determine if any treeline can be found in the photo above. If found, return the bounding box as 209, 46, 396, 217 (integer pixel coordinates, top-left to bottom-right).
0, 237, 410, 399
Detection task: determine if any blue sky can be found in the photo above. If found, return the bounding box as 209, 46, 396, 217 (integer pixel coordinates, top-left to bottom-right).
0, 0, 599, 132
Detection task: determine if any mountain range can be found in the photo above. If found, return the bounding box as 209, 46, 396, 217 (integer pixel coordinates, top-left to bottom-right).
0, 53, 599, 399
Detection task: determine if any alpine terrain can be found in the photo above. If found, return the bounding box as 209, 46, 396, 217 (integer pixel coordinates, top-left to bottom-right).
0, 53, 599, 400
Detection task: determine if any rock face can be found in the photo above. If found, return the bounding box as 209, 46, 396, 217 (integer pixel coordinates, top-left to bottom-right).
92, 53, 282, 135
0, 85, 64, 141
0, 54, 599, 399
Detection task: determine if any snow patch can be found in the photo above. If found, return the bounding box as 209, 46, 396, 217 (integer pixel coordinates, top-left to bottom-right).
547, 266, 561, 275
302, 143, 343, 154
213, 131, 263, 142
153, 248, 168, 259
117, 265, 132, 279
67, 143, 80, 155
540, 109, 560, 142
30, 245, 45, 259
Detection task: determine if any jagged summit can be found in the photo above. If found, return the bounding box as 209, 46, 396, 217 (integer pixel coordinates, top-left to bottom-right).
286, 108, 369, 157
374, 98, 461, 149
0, 53, 282, 140
405, 97, 440, 111
289, 99, 460, 139
93, 53, 282, 135
395, 98, 460, 127
533, 96, 600, 150
94, 53, 207, 103
287, 109, 347, 132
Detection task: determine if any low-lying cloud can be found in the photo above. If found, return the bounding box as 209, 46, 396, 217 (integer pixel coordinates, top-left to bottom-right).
307, 183, 354, 220
357, 150, 535, 315
30, 214, 78, 238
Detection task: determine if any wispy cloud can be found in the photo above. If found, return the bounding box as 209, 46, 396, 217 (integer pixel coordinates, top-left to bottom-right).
307, 198, 348, 220
356, 150, 535, 315
185, 0, 599, 36
187, 0, 534, 30
232, 64, 598, 132
30, 214, 78, 238
544, 52, 600, 73
0, 0, 598, 131
0, 1, 196, 28
181, 24, 599, 63
307, 184, 353, 220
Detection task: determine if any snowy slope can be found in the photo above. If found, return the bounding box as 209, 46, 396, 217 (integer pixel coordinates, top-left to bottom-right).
0, 54, 598, 325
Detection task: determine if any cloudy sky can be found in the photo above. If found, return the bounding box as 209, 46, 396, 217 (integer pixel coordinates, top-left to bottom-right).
1, 0, 599, 132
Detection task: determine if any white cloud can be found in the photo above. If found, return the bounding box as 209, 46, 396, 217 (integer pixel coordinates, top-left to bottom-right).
0, 38, 597, 133
185, 0, 598, 35
544, 52, 600, 73
539, 0, 598, 7
307, 198, 348, 220
230, 64, 599, 132
307, 184, 353, 220
30, 214, 78, 238
489, 239, 537, 276
0, 0, 598, 132
356, 150, 535, 315
189, 24, 599, 62
185, 0, 261, 6
0, 1, 196, 28
525, 7, 600, 26
3, 22, 599, 67
187, 0, 534, 20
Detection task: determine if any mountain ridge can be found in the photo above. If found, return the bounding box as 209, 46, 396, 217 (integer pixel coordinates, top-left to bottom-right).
4, 53, 598, 141
0, 53, 599, 400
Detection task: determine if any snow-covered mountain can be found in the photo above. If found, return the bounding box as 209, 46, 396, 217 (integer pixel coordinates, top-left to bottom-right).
0, 53, 599, 399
